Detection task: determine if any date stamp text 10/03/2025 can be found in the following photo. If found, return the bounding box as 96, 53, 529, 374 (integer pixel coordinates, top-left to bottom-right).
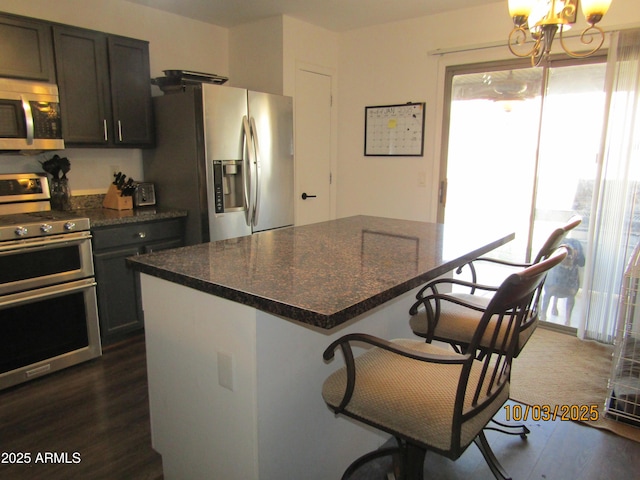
504, 404, 599, 422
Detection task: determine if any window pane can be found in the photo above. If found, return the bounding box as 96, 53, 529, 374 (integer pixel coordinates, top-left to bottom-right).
446, 66, 543, 269
443, 59, 607, 330
535, 61, 607, 327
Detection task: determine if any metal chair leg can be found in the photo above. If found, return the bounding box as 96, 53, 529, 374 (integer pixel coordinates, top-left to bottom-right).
485, 418, 530, 439
473, 431, 512, 480
402, 443, 426, 480
341, 441, 427, 480
341, 446, 402, 480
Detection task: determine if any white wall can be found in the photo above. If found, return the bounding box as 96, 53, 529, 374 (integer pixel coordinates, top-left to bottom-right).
335, 0, 640, 223
1, 0, 639, 210
282, 16, 339, 97
229, 16, 284, 95
0, 0, 228, 195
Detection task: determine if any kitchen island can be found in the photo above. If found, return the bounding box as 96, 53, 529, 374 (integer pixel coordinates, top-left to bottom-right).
128, 215, 514, 480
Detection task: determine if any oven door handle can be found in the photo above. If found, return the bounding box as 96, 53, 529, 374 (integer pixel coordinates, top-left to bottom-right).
0, 232, 92, 254
0, 280, 97, 308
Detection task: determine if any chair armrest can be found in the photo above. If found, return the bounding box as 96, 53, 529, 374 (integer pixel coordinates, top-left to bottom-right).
410, 290, 493, 315
471, 256, 532, 268
323, 333, 469, 412
323, 333, 467, 364
415, 277, 499, 303
408, 290, 493, 343
453, 257, 533, 293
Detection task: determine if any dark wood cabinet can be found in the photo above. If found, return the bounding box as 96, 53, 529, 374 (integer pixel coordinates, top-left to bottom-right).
53, 26, 154, 147
52, 27, 109, 144
92, 218, 184, 345
0, 14, 55, 82
93, 244, 142, 344
107, 35, 154, 146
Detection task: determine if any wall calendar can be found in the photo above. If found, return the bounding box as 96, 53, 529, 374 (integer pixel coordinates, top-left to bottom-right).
364, 102, 425, 156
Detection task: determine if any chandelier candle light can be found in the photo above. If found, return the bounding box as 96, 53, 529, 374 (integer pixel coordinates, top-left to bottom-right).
508, 0, 613, 66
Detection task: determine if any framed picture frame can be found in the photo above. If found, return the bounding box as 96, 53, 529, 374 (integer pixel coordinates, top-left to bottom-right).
364, 102, 425, 156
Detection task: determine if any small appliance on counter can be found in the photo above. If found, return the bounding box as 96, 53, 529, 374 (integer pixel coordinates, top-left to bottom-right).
133, 182, 156, 207
102, 173, 156, 210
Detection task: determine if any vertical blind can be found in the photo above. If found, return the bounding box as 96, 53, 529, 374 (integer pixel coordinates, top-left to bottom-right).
581, 29, 640, 343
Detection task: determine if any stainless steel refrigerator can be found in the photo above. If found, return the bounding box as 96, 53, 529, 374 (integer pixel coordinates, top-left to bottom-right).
144, 84, 294, 245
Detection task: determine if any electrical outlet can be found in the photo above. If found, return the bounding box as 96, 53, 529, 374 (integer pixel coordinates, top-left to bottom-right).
417, 171, 427, 187
217, 351, 234, 391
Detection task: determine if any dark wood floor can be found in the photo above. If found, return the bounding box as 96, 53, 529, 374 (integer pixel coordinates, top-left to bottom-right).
1, 334, 639, 480
0, 335, 162, 480
352, 402, 640, 480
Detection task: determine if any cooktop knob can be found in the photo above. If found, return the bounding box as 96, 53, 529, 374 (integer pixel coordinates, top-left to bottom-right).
64, 221, 76, 231
41, 223, 53, 233
15, 226, 28, 236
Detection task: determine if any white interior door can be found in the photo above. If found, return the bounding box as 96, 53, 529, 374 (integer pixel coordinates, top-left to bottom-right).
295, 67, 332, 226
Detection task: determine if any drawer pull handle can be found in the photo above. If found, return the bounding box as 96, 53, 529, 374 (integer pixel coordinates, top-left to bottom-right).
137, 232, 146, 239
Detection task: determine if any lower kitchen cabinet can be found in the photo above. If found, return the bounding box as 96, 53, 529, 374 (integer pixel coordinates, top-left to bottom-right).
92, 218, 184, 345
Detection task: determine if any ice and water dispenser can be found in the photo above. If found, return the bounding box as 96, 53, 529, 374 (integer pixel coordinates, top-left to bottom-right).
213, 160, 245, 213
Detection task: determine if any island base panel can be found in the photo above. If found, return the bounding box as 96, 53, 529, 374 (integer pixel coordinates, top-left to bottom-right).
140, 273, 418, 479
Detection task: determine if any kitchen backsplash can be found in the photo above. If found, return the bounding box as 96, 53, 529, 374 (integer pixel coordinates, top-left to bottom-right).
69, 194, 105, 210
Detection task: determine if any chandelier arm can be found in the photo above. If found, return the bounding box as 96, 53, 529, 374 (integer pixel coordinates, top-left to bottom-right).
508, 27, 542, 59
558, 24, 606, 59
506, 1, 610, 66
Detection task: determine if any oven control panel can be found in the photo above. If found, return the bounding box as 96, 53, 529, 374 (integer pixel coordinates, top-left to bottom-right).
0, 214, 90, 241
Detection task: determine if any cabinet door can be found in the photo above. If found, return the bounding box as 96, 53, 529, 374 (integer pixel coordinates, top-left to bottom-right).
0, 15, 55, 82
93, 245, 143, 342
108, 36, 154, 146
53, 26, 110, 145
143, 238, 184, 254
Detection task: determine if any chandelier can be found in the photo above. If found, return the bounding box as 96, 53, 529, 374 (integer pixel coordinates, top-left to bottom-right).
507, 0, 613, 66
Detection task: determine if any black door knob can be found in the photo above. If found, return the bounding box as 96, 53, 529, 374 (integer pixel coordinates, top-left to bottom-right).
301, 193, 317, 200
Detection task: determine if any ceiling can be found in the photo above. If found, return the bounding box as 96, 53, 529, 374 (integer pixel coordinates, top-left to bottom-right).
124, 0, 499, 32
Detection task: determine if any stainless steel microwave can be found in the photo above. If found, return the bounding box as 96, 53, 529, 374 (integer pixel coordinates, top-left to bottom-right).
0, 78, 64, 151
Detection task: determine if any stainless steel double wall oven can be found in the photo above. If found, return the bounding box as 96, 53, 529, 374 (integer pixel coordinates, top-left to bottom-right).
0, 173, 101, 390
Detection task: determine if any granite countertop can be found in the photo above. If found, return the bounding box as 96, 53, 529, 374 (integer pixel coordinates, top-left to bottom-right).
128, 215, 514, 329
72, 206, 188, 228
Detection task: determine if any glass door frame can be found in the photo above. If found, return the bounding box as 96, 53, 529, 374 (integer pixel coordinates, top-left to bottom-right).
438, 54, 608, 264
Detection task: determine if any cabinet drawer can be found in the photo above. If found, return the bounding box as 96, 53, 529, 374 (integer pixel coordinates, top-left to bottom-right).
92, 218, 184, 251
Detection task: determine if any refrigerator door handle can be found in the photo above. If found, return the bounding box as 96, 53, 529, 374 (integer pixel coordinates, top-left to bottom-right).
242, 116, 254, 227
250, 117, 261, 226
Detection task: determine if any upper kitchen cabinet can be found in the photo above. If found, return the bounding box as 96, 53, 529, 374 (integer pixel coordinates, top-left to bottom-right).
107, 36, 154, 146
53, 26, 154, 147
0, 14, 55, 82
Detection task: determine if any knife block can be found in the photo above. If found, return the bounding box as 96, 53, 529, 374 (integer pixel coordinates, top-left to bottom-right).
103, 184, 133, 210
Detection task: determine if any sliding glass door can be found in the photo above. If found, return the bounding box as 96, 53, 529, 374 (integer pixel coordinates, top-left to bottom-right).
441, 57, 607, 330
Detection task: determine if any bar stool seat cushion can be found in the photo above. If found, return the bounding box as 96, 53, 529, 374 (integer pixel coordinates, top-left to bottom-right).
409, 294, 537, 355
322, 338, 509, 454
